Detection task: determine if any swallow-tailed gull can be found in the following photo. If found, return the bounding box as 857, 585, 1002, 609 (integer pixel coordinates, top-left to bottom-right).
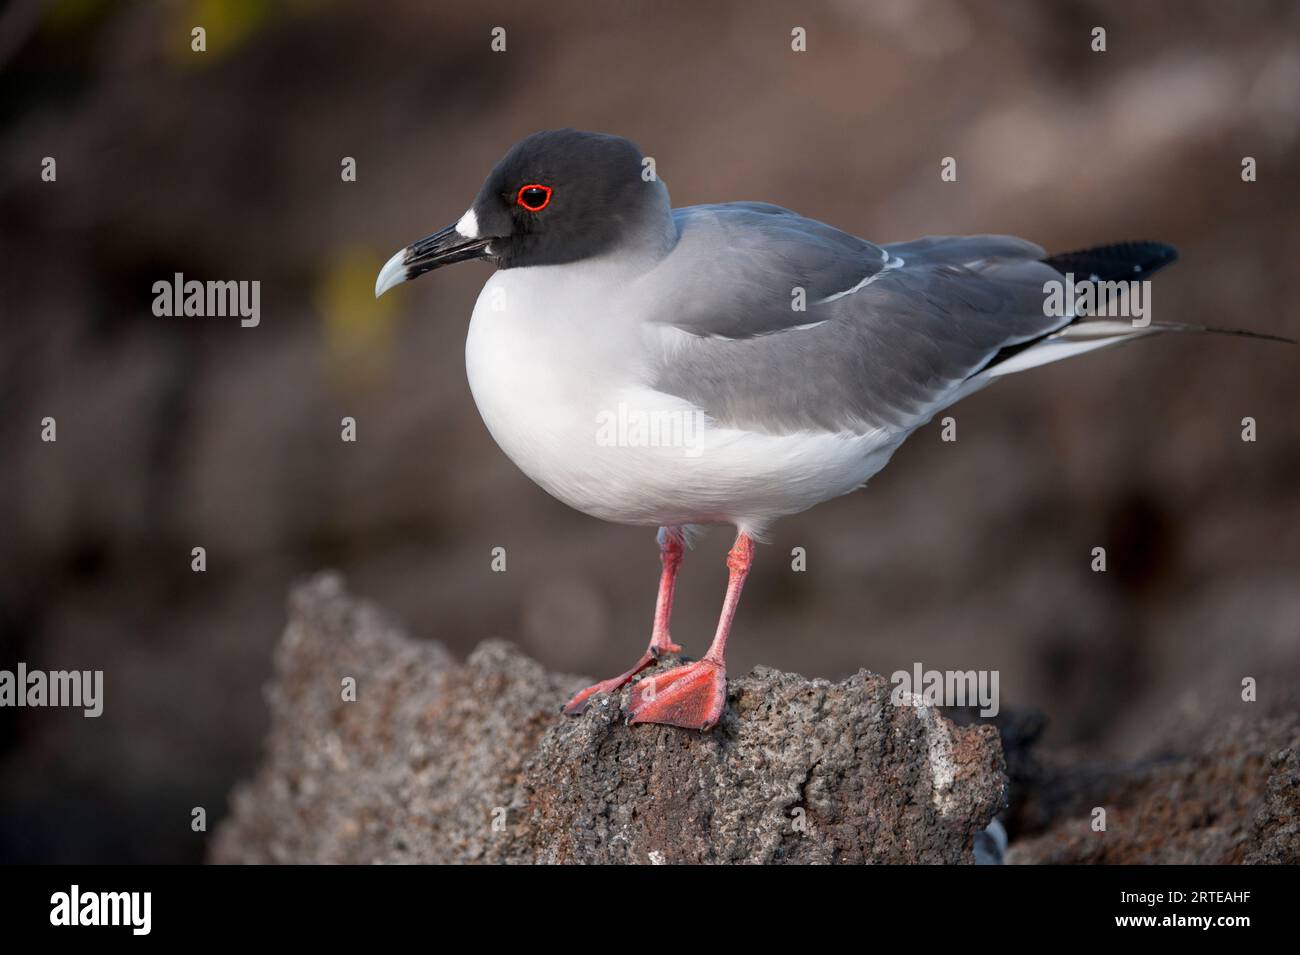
376, 129, 1286, 731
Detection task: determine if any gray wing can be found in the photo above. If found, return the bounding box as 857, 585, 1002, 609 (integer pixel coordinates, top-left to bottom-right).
654, 203, 889, 338
646, 205, 1064, 434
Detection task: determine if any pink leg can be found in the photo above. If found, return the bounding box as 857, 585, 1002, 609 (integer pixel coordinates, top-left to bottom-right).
563, 527, 685, 715
647, 527, 685, 654
628, 532, 755, 731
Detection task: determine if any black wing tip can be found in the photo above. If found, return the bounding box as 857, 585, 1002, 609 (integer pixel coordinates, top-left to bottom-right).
1044, 241, 1178, 281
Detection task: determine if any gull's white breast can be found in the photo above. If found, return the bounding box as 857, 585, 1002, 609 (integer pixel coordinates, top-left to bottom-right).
464, 263, 907, 535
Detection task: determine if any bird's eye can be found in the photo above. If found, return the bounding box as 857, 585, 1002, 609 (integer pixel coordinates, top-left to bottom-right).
516, 184, 552, 212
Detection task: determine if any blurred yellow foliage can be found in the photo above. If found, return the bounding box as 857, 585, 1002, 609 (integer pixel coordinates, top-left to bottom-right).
317, 247, 398, 393
44, 0, 107, 32
168, 0, 292, 66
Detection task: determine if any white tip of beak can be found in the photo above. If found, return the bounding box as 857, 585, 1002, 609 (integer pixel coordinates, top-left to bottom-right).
375, 249, 408, 299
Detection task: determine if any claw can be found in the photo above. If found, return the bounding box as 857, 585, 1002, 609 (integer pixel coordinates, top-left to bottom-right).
563, 649, 659, 716
563, 678, 618, 716
648, 638, 682, 660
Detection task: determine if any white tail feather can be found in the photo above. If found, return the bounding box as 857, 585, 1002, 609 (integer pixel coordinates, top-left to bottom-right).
983, 321, 1161, 378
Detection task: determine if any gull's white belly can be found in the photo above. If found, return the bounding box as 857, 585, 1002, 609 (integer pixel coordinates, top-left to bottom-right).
463, 267, 907, 534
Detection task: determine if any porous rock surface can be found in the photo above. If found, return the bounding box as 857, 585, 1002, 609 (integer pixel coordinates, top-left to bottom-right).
1004, 704, 1300, 864
211, 574, 1006, 864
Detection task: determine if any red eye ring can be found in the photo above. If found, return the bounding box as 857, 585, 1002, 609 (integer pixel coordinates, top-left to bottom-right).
516, 183, 552, 212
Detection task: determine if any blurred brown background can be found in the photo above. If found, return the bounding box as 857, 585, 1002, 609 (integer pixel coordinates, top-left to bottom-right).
1, 0, 1297, 862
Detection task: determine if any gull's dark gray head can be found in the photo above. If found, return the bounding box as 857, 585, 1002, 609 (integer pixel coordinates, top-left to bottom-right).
376, 129, 670, 297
